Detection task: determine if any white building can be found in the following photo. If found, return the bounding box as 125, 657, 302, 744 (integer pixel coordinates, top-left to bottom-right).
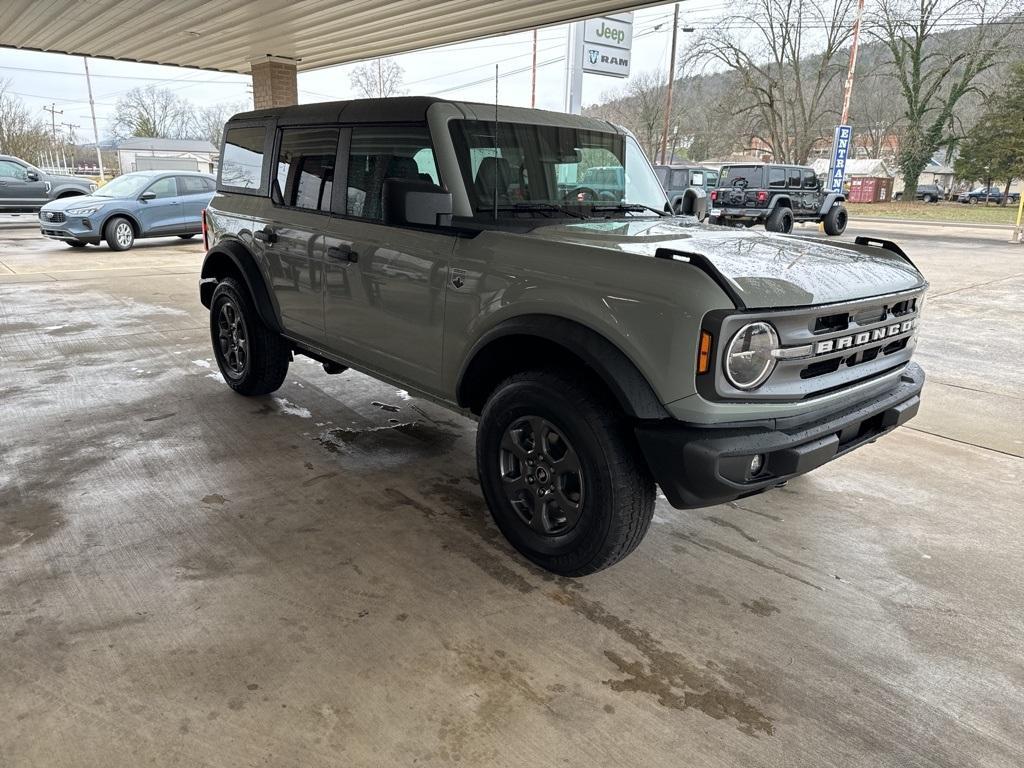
116, 138, 217, 174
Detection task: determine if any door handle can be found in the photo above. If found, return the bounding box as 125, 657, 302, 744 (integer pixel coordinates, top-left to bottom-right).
254, 227, 277, 244
327, 244, 358, 263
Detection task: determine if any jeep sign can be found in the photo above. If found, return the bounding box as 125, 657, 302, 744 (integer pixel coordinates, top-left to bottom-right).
581, 13, 633, 78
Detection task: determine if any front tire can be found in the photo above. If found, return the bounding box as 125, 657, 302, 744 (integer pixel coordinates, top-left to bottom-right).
476, 369, 656, 576
210, 277, 290, 395
104, 216, 135, 251
765, 206, 793, 234
822, 203, 848, 236
922, 194, 934, 203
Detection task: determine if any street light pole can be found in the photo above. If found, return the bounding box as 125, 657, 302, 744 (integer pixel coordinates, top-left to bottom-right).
840, 0, 865, 126
658, 3, 680, 165
82, 57, 105, 180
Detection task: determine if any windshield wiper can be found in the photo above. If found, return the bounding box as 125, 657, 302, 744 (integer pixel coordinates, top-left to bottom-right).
498, 202, 588, 220
590, 203, 668, 217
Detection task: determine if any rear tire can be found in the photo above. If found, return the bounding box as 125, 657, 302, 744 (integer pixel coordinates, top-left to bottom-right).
104, 216, 134, 251
210, 277, 290, 396
822, 204, 848, 236
476, 369, 656, 576
765, 206, 793, 234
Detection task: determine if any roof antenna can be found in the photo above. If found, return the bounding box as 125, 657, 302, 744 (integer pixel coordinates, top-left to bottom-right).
493, 64, 499, 222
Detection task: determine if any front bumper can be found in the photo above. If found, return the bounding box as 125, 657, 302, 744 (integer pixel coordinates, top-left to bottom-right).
39, 214, 102, 242
636, 362, 924, 509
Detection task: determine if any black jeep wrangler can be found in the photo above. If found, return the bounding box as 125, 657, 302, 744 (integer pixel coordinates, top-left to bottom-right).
710, 163, 848, 236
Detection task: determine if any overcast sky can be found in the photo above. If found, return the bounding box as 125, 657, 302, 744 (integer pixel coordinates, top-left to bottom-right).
0, 2, 732, 142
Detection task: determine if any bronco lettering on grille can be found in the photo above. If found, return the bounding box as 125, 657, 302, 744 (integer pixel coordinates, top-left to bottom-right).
814, 319, 916, 355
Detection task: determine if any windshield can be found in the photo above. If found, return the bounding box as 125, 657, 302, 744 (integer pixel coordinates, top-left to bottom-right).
94, 174, 152, 198
718, 165, 764, 188
450, 119, 668, 217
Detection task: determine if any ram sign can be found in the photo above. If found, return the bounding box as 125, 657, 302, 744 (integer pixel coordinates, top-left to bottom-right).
582, 12, 633, 78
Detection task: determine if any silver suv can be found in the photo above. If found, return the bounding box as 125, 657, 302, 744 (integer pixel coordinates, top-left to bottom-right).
200, 97, 927, 575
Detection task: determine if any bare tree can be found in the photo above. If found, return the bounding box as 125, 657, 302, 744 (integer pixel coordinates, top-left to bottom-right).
349, 58, 406, 99
110, 85, 195, 140
195, 102, 248, 147
590, 70, 666, 160
688, 0, 856, 164
849, 69, 905, 158
868, 0, 1024, 197
0, 79, 50, 159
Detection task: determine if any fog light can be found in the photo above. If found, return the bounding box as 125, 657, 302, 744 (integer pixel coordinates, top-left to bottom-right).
82, 218, 91, 228
749, 454, 765, 476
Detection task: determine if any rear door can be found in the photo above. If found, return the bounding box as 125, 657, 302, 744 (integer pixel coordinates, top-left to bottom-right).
259, 125, 340, 344
137, 175, 183, 233
177, 175, 214, 232
322, 123, 454, 391
0, 159, 48, 208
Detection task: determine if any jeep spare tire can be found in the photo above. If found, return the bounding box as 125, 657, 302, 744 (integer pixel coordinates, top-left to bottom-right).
765, 206, 793, 234
823, 204, 848, 236
476, 369, 655, 576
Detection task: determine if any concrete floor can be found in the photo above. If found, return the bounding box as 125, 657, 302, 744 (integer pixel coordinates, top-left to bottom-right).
1, 221, 1022, 767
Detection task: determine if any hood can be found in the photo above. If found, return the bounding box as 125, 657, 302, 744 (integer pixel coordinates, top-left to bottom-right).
521, 219, 925, 308
47, 173, 93, 186
41, 194, 112, 212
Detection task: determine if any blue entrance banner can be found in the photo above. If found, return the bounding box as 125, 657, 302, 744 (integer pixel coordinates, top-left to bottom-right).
828, 124, 852, 193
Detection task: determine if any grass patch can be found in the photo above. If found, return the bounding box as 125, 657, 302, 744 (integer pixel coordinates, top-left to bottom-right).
847, 201, 1020, 225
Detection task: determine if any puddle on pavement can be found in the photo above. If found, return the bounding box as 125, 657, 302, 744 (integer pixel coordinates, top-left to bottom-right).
318, 420, 459, 468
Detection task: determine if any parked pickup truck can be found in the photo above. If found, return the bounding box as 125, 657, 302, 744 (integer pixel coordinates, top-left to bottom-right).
200, 97, 926, 575
0, 154, 96, 211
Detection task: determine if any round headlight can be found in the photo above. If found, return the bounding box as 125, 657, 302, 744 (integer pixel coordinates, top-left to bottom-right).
725, 322, 779, 390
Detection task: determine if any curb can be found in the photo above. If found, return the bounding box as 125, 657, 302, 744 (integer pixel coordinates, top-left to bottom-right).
851, 217, 1015, 231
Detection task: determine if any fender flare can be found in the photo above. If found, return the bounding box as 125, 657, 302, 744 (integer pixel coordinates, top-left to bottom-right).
766, 195, 791, 212
818, 193, 846, 216
456, 314, 670, 420
199, 239, 282, 333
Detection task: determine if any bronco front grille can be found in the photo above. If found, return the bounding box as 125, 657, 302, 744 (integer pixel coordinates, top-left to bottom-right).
708, 288, 925, 401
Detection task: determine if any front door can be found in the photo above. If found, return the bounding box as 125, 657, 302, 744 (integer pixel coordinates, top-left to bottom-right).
0, 159, 48, 208
323, 125, 453, 392
137, 175, 182, 233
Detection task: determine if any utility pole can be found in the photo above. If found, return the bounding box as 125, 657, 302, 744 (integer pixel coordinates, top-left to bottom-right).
659, 4, 681, 165
840, 0, 866, 126
82, 57, 105, 180
530, 29, 538, 108
377, 58, 383, 98
43, 103, 63, 142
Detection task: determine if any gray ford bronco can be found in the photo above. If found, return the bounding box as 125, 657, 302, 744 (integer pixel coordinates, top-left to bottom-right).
200, 97, 926, 576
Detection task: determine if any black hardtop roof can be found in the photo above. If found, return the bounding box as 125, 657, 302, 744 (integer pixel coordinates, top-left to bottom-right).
229, 96, 444, 125
720, 161, 815, 170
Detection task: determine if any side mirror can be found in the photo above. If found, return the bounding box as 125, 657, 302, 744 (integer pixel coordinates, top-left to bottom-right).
140, 191, 156, 201
26, 169, 39, 181
382, 178, 453, 227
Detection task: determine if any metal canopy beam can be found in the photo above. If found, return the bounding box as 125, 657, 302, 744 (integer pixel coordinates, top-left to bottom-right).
0, 0, 658, 74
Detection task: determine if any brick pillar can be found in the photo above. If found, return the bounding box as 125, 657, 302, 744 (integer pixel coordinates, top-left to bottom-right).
250, 56, 298, 109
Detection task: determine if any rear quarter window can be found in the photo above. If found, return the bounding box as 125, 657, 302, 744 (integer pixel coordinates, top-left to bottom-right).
219, 125, 268, 193
719, 166, 763, 187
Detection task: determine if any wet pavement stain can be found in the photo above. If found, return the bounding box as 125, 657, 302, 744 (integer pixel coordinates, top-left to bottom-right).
0, 498, 65, 550
143, 412, 177, 422
201, 494, 228, 505
318, 421, 458, 468
302, 472, 337, 488
699, 536, 823, 591
547, 587, 774, 737
694, 584, 732, 606
705, 515, 759, 543
741, 598, 781, 617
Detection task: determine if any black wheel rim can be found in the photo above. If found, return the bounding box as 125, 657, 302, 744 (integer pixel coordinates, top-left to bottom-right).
498, 416, 584, 536
837, 209, 848, 229
217, 300, 248, 377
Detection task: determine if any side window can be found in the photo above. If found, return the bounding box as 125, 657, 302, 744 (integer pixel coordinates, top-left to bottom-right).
670, 169, 688, 188
767, 167, 786, 188
690, 170, 704, 187
706, 171, 718, 187
204, 177, 216, 192
345, 125, 438, 220
0, 160, 25, 179
145, 176, 178, 199
275, 127, 339, 213
220, 125, 266, 191
179, 175, 210, 195
787, 167, 801, 187
802, 169, 818, 189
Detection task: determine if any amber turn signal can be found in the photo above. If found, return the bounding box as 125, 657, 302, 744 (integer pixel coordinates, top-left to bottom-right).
698, 331, 713, 374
